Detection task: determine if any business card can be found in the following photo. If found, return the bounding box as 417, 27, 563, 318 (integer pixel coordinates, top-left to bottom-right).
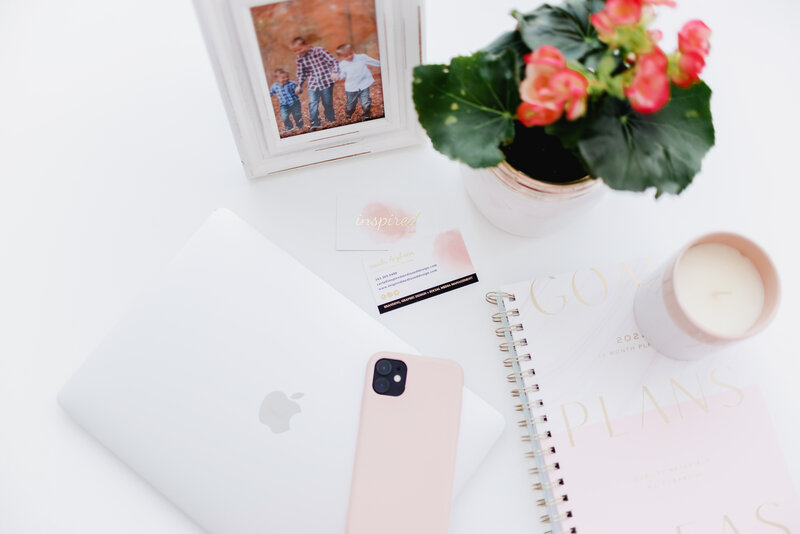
363, 229, 479, 314
336, 193, 423, 251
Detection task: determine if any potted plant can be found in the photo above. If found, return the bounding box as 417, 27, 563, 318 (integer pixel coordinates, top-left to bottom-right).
412, 0, 714, 236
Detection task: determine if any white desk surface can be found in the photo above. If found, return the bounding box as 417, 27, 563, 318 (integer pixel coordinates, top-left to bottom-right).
2, 0, 799, 532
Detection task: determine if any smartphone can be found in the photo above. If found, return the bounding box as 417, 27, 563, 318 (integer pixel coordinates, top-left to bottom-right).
346, 352, 464, 534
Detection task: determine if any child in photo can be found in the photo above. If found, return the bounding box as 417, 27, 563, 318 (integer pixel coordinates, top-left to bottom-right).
269, 68, 303, 132
291, 37, 340, 129
334, 44, 380, 121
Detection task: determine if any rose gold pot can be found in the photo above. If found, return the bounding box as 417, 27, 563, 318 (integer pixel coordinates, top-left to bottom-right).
462, 161, 606, 237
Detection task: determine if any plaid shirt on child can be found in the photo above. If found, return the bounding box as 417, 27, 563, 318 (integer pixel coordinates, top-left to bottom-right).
296, 47, 340, 91
269, 81, 300, 106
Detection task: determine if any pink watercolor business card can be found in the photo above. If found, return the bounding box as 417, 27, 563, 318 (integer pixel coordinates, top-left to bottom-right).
362, 229, 478, 314
336, 194, 423, 251
337, 192, 479, 312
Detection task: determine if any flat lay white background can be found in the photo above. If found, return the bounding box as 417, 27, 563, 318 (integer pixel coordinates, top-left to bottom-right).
1, 0, 799, 532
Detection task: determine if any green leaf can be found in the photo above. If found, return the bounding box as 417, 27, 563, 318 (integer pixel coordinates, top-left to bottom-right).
482, 30, 531, 71
572, 83, 715, 194
412, 50, 521, 168
513, 0, 607, 63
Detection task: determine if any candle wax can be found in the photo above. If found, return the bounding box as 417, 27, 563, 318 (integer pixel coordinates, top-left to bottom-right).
673, 243, 765, 338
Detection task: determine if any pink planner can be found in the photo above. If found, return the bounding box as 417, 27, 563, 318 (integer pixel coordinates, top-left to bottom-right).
486, 258, 800, 534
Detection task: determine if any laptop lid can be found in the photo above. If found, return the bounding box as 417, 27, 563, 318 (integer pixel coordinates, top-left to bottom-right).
58, 209, 504, 533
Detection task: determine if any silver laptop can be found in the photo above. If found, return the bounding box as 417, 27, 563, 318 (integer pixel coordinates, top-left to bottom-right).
58, 209, 504, 533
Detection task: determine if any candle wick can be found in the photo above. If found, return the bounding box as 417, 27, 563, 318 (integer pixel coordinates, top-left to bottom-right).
712, 291, 733, 297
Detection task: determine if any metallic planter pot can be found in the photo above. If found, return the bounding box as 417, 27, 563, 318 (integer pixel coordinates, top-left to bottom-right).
462, 161, 606, 237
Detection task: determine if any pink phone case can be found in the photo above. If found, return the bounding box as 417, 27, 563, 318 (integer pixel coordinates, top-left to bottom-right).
346, 352, 464, 534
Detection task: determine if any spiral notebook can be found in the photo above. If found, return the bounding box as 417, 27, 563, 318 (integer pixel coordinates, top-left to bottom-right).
487, 258, 800, 534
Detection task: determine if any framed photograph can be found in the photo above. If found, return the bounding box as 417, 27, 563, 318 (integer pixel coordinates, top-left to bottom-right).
193, 0, 425, 177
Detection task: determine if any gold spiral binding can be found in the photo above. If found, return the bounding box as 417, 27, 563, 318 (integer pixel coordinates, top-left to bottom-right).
533, 478, 564, 491
528, 462, 559, 473
518, 428, 552, 442
492, 309, 520, 323
515, 399, 543, 412
525, 451, 561, 469
487, 289, 575, 534
511, 385, 543, 397
503, 354, 532, 367
499, 339, 528, 352
506, 368, 536, 382
513, 385, 541, 397
521, 440, 555, 456
518, 414, 547, 425
485, 291, 516, 305
538, 495, 568, 507
495, 323, 524, 337
541, 511, 573, 523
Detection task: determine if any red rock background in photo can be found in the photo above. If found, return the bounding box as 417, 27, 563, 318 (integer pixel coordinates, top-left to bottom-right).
250, 0, 385, 138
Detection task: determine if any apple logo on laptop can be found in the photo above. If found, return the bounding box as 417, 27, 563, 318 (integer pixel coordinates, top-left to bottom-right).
259, 391, 304, 434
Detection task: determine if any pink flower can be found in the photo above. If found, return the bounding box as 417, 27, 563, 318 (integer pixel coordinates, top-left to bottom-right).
632, 47, 668, 72
518, 101, 563, 127
518, 46, 589, 127
551, 71, 590, 120
669, 50, 706, 88
678, 19, 711, 57
523, 45, 568, 70
648, 29, 663, 43
591, 0, 676, 44
590, 10, 616, 40
606, 0, 642, 26
625, 49, 670, 113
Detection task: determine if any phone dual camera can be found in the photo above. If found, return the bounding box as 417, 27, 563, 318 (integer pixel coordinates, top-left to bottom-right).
372, 358, 407, 397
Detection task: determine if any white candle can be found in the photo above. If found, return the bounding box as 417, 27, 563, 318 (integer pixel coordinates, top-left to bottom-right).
634, 233, 780, 361
673, 243, 765, 338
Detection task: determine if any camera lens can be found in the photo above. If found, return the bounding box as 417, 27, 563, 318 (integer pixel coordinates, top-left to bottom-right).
374, 377, 391, 394
376, 359, 393, 376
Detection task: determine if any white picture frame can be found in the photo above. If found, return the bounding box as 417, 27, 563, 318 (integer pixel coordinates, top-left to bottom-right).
193, 0, 425, 178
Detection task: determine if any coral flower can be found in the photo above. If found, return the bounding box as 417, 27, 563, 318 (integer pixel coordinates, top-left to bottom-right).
516, 101, 559, 126
648, 29, 663, 43
678, 19, 711, 57
605, 0, 642, 25
590, 10, 616, 41
518, 46, 589, 126
625, 49, 670, 114
523, 45, 568, 70
551, 70, 590, 120
592, 0, 677, 44
670, 50, 706, 88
